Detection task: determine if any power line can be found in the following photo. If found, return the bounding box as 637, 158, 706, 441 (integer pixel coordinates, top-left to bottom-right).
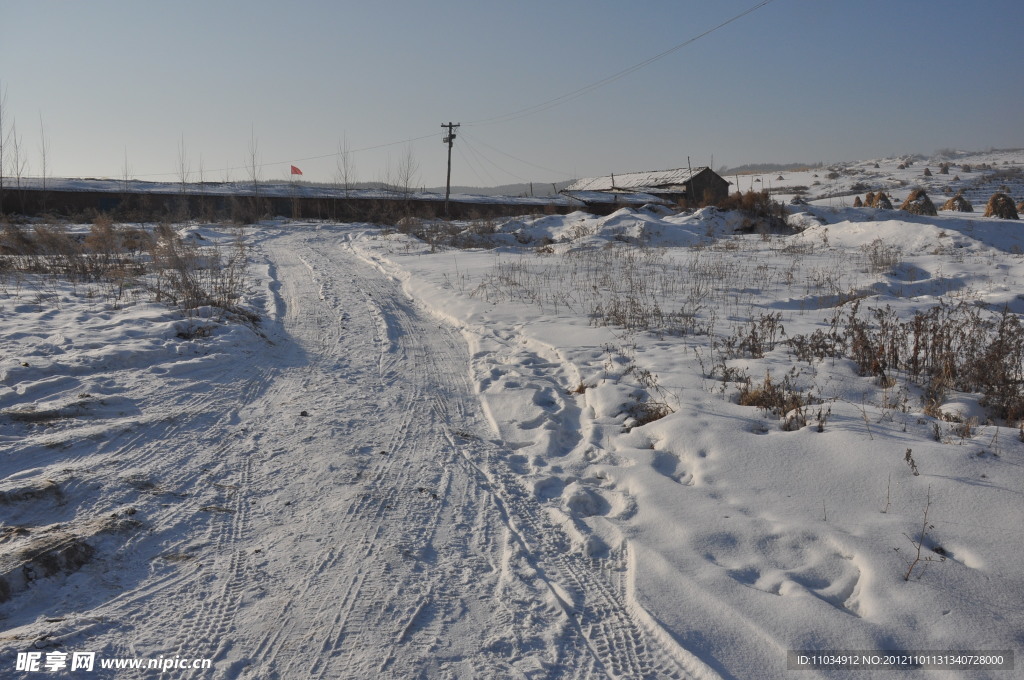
455, 142, 497, 186
458, 134, 525, 183
459, 131, 572, 178
125, 0, 778, 183
465, 0, 778, 127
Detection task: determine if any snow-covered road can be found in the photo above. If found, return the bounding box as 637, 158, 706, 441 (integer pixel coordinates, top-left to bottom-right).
3, 225, 713, 679
218, 228, 709, 678
8, 196, 1024, 678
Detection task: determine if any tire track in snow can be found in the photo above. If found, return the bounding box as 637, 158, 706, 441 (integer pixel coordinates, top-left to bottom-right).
220, 232, 543, 679
175, 444, 258, 667
297, 248, 488, 679
349, 235, 724, 679
449, 426, 712, 680
39, 224, 709, 679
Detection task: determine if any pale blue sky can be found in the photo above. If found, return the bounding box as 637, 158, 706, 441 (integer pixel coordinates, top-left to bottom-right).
2, 0, 1021, 187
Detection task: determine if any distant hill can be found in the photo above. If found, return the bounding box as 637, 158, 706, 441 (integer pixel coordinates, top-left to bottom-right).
721, 162, 824, 175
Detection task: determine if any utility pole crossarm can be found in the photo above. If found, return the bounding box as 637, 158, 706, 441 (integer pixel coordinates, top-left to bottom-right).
442, 121, 460, 217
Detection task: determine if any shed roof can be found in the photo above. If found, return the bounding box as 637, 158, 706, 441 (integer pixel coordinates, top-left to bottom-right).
564, 167, 710, 192
560, 190, 670, 206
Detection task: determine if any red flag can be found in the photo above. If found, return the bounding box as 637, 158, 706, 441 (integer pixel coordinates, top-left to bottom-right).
290, 165, 303, 175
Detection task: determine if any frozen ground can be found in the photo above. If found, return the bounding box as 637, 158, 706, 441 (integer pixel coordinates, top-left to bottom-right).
733, 148, 1024, 211
2, 151, 1023, 679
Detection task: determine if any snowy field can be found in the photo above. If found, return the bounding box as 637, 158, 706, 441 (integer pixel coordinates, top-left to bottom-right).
2, 151, 1023, 678
728, 148, 1024, 209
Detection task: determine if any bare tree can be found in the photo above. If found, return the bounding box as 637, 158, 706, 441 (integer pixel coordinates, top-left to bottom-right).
335, 134, 356, 197
0, 82, 7, 212
176, 134, 191, 218
245, 128, 262, 221
197, 154, 208, 220
246, 128, 260, 194
176, 135, 191, 187
38, 112, 50, 213
119, 146, 133, 218
395, 144, 419, 201
10, 117, 28, 211
377, 154, 395, 194
121, 147, 133, 194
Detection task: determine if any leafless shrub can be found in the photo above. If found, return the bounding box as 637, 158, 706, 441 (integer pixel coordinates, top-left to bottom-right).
788, 327, 843, 363
898, 486, 945, 581
714, 190, 787, 233
0, 218, 251, 319
147, 228, 251, 316
862, 238, 902, 274
788, 300, 1024, 422
974, 308, 1024, 420
904, 448, 920, 476
737, 367, 816, 429
1, 220, 36, 255
626, 399, 674, 427
720, 312, 785, 358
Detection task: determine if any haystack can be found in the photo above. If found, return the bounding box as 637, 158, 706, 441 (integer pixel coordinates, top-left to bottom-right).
872, 192, 893, 209
853, 196, 863, 207
1018, 200, 1024, 214
900, 189, 937, 216
984, 193, 1019, 219
864, 191, 876, 206
941, 194, 973, 212
923, 167, 932, 177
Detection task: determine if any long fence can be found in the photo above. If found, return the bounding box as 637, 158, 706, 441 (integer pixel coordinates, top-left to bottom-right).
0, 187, 599, 223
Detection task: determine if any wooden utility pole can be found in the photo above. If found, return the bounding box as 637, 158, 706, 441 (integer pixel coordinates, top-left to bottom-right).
442, 122, 460, 217
687, 156, 693, 205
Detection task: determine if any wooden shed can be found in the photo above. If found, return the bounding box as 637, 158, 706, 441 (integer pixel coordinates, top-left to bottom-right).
562, 166, 730, 206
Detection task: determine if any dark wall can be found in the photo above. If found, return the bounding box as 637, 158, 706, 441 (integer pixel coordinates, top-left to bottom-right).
1, 188, 575, 223
687, 169, 730, 204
